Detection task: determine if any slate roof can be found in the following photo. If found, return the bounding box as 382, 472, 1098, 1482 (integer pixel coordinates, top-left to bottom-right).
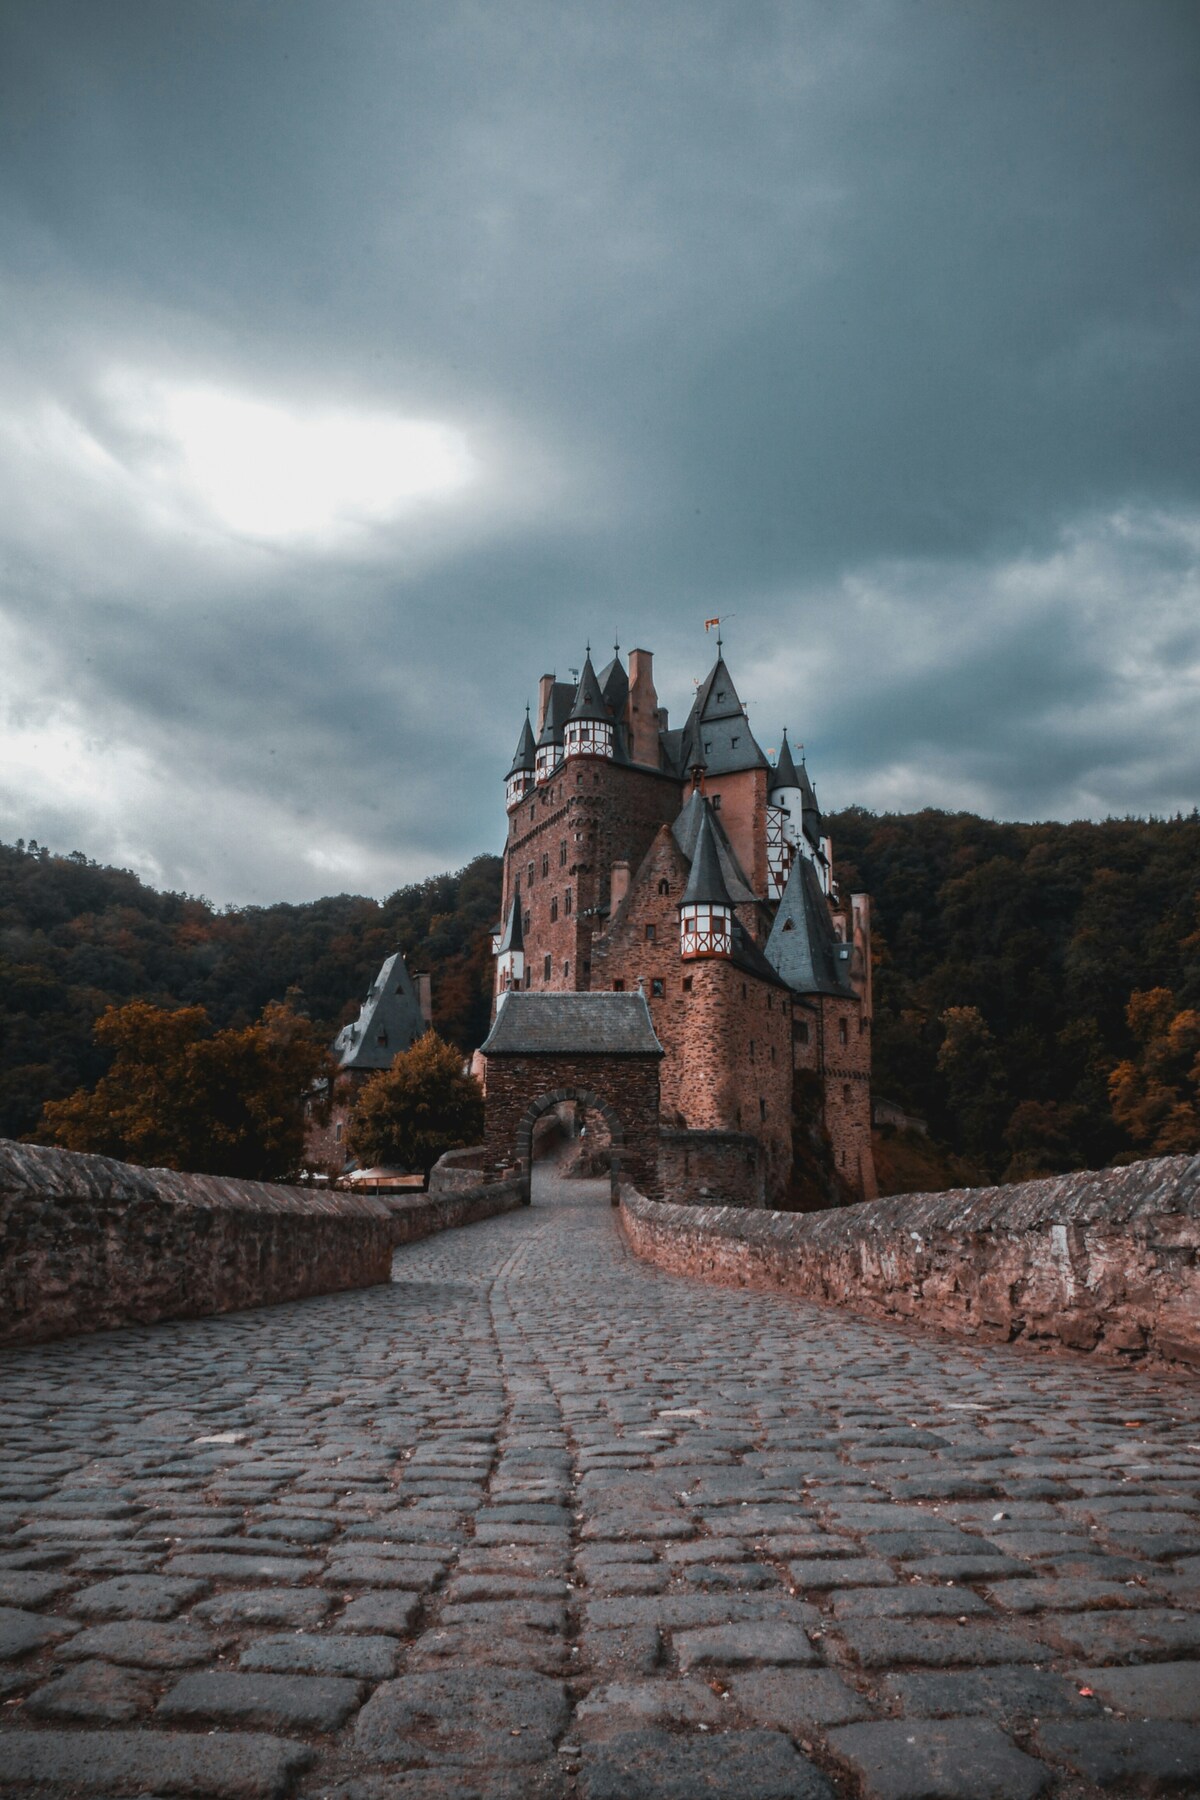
598, 652, 628, 717
497, 895, 524, 954
507, 710, 536, 776
481, 991, 664, 1057
772, 729, 802, 791
568, 653, 610, 724
678, 655, 770, 776
763, 855, 857, 997
333, 952, 428, 1071
730, 918, 790, 989
536, 681, 576, 748
672, 789, 758, 903
681, 806, 734, 909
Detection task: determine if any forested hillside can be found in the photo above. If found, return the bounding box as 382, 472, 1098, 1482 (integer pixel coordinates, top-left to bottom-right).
2, 811, 1197, 1180
830, 808, 1200, 1181
0, 840, 502, 1141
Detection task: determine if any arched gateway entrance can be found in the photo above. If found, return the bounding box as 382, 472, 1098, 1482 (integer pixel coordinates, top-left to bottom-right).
479, 992, 664, 1201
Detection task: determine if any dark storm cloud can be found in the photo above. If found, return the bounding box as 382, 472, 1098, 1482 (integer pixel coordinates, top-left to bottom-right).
0, 0, 1196, 902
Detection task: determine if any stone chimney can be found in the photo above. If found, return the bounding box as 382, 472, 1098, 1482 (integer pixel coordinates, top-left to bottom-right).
415, 973, 433, 1027
610, 860, 631, 912
627, 648, 660, 768
537, 674, 555, 735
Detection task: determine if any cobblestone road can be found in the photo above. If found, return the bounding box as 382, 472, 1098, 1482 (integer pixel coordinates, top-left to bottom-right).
2, 1165, 1199, 1800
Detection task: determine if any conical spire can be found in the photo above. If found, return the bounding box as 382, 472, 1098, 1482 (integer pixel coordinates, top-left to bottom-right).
773, 729, 801, 790
568, 652, 609, 724
764, 854, 852, 995
507, 708, 536, 777
680, 805, 735, 910
497, 894, 524, 954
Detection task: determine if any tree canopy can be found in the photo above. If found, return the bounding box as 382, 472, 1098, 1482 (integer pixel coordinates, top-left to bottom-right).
346, 1031, 484, 1178
39, 999, 331, 1181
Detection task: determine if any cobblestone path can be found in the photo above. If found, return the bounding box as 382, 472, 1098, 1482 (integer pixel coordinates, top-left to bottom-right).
2, 1166, 1199, 1800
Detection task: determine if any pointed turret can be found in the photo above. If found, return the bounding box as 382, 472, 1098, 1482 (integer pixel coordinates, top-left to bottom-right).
679, 805, 734, 958
763, 854, 855, 996
564, 651, 615, 761
332, 952, 427, 1070
680, 655, 770, 775
494, 895, 526, 994
771, 729, 802, 793
505, 709, 537, 808
535, 680, 574, 782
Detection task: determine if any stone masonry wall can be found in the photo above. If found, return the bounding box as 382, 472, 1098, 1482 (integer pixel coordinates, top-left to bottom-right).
658, 1128, 763, 1206
503, 760, 682, 996
0, 1139, 395, 1348
382, 1177, 526, 1244
620, 1153, 1200, 1368
484, 1051, 662, 1197
675, 958, 793, 1204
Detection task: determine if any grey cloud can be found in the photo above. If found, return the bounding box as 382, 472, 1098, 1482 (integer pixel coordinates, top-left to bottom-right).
0, 1, 1196, 902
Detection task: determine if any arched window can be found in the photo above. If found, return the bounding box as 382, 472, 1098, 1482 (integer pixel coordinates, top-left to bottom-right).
658, 879, 670, 896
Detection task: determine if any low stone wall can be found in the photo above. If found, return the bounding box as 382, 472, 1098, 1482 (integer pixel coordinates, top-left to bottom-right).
0, 1139, 397, 1347
426, 1144, 491, 1195
383, 1176, 526, 1244
621, 1154, 1200, 1368
658, 1127, 764, 1207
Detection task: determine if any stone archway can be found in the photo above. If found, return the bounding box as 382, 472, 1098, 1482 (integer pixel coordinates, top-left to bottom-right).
480, 993, 665, 1201
516, 1086, 625, 1172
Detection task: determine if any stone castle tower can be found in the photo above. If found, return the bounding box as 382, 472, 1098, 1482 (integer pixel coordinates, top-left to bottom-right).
492, 642, 876, 1205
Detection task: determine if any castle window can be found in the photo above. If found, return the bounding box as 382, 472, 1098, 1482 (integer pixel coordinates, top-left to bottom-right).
795, 1019, 810, 1044
843, 1084, 852, 1103
651, 978, 665, 998
524, 967, 531, 987
544, 954, 552, 982
565, 888, 573, 915
682, 976, 693, 993
783, 918, 794, 931
514, 872, 520, 893
711, 794, 721, 810
335, 1122, 343, 1142
658, 879, 670, 896
560, 840, 567, 866
523, 911, 531, 935
613, 979, 625, 991
645, 924, 655, 942
550, 898, 558, 922
563, 960, 570, 979
759, 1098, 767, 1121
731, 736, 739, 748
527, 861, 535, 885
541, 852, 550, 877
838, 1017, 848, 1045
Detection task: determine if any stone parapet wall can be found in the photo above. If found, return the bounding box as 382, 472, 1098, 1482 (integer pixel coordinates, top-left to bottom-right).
658, 1128, 764, 1207
383, 1177, 526, 1243
621, 1154, 1200, 1368
0, 1139, 397, 1347
426, 1144, 491, 1195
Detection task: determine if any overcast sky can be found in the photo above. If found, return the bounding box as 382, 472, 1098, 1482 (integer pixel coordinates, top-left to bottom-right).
1, 1, 1197, 905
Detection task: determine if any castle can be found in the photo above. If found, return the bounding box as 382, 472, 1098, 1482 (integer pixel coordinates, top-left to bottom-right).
490, 641, 876, 1205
